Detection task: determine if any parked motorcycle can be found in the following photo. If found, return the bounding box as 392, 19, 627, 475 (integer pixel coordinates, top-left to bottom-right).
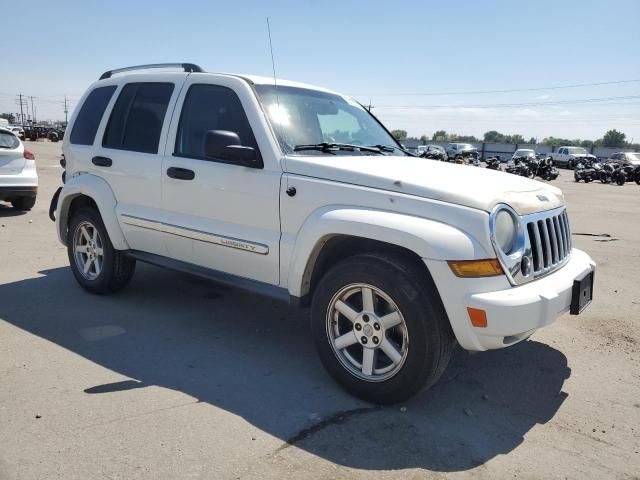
598, 162, 618, 184
485, 155, 502, 170
612, 164, 639, 186
529, 156, 559, 181
574, 160, 597, 183
505, 156, 531, 177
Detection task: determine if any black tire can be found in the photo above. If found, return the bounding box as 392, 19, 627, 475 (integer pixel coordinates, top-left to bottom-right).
599, 172, 610, 184
311, 252, 455, 405
67, 207, 136, 294
11, 196, 36, 211
635, 175, 640, 185
568, 160, 574, 170
615, 173, 626, 186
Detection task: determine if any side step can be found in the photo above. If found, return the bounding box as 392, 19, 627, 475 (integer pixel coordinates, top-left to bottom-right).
126, 250, 290, 303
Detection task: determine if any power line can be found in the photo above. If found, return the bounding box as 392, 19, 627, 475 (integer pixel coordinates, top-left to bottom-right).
374, 95, 640, 110
350, 79, 640, 96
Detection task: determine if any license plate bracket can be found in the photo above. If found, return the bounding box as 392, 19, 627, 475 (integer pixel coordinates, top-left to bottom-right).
570, 270, 594, 315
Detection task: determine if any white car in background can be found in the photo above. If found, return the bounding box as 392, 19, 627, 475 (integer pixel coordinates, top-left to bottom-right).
0, 127, 38, 210
9, 126, 25, 140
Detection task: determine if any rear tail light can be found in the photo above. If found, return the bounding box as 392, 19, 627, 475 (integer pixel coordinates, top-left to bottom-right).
24, 150, 35, 160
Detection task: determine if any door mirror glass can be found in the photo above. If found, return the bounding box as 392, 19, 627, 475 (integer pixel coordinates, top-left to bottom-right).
204, 130, 262, 168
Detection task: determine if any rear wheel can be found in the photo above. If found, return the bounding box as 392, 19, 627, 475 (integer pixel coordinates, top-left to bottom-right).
311, 253, 455, 405
67, 207, 136, 294
11, 196, 36, 211
615, 173, 626, 186
568, 160, 574, 170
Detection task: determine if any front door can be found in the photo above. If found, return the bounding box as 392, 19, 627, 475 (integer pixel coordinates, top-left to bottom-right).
160, 75, 282, 285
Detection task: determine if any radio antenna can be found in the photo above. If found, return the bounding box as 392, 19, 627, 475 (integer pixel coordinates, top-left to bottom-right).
266, 17, 279, 105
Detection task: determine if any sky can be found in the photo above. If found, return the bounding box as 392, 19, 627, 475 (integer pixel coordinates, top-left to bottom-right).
2, 0, 639, 142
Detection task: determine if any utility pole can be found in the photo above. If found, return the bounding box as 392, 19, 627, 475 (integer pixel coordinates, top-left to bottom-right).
63, 95, 69, 125
366, 98, 374, 112
15, 94, 26, 128
29, 96, 36, 125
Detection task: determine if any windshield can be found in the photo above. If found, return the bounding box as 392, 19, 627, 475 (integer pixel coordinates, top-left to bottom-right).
568, 147, 588, 154
515, 149, 535, 157
255, 85, 405, 155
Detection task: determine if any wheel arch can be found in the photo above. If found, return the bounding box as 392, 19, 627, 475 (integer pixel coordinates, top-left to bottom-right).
56, 174, 129, 250
287, 206, 490, 305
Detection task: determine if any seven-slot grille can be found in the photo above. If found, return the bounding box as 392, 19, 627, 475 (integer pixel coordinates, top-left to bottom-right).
526, 209, 572, 275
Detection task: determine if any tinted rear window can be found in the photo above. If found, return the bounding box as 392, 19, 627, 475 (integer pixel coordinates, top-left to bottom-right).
0, 132, 20, 149
103, 82, 174, 154
70, 86, 117, 145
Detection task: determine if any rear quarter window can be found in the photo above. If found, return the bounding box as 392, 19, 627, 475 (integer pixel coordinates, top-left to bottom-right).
70, 86, 117, 145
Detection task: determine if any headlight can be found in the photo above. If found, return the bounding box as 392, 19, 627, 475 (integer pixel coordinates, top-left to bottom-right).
489, 204, 531, 285
494, 209, 517, 254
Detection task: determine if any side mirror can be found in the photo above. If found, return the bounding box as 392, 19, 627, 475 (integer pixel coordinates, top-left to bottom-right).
204, 130, 262, 168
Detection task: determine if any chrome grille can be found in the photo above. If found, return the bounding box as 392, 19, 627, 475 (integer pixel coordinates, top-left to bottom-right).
526, 209, 572, 275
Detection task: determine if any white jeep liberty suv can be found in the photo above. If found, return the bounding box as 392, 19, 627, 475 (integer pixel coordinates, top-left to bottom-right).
51, 63, 595, 404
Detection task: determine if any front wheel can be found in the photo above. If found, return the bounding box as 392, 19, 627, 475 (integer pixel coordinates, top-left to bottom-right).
615, 173, 626, 186
67, 207, 136, 294
311, 253, 455, 405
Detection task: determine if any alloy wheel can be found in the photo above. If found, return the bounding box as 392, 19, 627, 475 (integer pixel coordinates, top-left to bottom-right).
72, 221, 104, 280
326, 283, 409, 382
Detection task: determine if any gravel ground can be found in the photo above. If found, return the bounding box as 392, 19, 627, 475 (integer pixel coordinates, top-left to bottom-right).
1, 142, 638, 480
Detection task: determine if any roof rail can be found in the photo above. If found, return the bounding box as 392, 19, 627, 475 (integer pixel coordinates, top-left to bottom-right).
99, 63, 204, 80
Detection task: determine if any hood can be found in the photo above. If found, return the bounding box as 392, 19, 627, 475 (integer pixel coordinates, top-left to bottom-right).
284, 155, 564, 215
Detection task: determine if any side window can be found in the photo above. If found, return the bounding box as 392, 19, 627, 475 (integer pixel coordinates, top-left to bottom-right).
175, 84, 260, 162
70, 86, 117, 145
103, 82, 174, 154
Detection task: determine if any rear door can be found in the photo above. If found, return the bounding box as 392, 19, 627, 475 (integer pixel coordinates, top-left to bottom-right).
0, 130, 24, 175
91, 74, 187, 255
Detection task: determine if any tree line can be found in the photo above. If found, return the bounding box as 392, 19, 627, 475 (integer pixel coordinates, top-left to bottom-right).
390, 128, 638, 149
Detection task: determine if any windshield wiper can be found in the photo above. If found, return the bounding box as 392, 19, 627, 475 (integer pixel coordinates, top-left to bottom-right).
367, 144, 416, 156
294, 142, 384, 155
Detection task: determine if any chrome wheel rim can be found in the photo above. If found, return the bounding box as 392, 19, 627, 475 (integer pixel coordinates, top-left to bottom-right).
326, 283, 409, 382
73, 221, 104, 280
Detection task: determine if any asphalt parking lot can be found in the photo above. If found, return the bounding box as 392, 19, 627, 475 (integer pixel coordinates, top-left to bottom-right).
1, 142, 638, 480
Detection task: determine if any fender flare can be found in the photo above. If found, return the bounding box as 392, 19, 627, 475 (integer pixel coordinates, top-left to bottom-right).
56, 174, 129, 250
287, 206, 491, 298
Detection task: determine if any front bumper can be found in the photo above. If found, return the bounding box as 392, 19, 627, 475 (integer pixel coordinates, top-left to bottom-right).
425, 248, 596, 351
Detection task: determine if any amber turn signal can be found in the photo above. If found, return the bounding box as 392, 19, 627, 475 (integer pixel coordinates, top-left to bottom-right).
447, 259, 504, 278
467, 307, 488, 328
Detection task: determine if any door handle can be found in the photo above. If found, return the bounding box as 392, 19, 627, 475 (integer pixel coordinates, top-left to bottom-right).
167, 167, 195, 180
92, 156, 112, 167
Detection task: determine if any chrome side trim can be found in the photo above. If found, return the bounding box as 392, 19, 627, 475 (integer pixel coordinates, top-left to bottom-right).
120, 214, 269, 255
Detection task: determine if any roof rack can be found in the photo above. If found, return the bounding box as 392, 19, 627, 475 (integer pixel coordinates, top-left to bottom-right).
99, 63, 204, 80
